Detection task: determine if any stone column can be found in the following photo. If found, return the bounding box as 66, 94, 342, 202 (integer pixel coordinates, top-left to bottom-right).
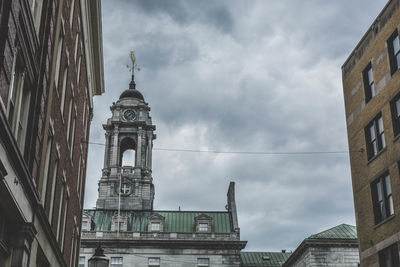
103, 132, 110, 168
135, 129, 142, 167
111, 128, 119, 166
147, 133, 153, 170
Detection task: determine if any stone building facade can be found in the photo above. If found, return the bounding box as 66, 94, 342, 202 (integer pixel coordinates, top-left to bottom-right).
0, 0, 104, 266
282, 224, 359, 267
79, 74, 247, 267
342, 0, 400, 266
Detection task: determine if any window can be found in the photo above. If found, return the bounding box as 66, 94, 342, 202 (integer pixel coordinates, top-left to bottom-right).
148, 257, 160, 267
195, 214, 212, 233
60, 68, 68, 117
363, 63, 375, 103
111, 215, 127, 232
151, 222, 160, 231
54, 31, 64, 89
69, 0, 76, 28
81, 220, 89, 231
48, 158, 58, 223
8, 54, 31, 154
66, 99, 73, 142
41, 134, 53, 204
74, 33, 79, 62
70, 115, 76, 159
76, 156, 81, 196
61, 190, 69, 252
56, 175, 65, 240
31, 0, 43, 33
365, 113, 385, 160
198, 258, 209, 267
81, 214, 92, 231
147, 214, 165, 232
379, 243, 399, 267
371, 173, 394, 224
111, 257, 122, 267
199, 223, 209, 232
78, 257, 85, 267
391, 92, 400, 137
388, 30, 400, 75
76, 55, 82, 84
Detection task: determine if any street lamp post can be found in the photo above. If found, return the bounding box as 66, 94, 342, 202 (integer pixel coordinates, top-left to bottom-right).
88, 245, 109, 267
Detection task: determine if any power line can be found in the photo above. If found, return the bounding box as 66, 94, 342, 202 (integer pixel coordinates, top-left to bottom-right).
85, 141, 362, 155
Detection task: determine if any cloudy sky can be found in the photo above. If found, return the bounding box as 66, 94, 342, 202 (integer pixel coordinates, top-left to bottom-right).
84, 0, 388, 251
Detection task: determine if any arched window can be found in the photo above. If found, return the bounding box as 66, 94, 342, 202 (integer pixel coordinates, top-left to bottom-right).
119, 137, 135, 167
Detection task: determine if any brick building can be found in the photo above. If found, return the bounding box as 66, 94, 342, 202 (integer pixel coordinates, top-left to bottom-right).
0, 0, 103, 266
342, 0, 400, 266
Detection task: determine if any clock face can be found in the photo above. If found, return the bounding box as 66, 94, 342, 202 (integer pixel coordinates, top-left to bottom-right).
123, 110, 136, 121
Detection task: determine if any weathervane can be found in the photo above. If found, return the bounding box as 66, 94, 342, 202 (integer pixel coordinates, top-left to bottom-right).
127, 50, 140, 74
127, 50, 140, 89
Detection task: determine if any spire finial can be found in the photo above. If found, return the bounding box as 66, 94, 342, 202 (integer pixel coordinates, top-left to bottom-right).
127, 50, 140, 89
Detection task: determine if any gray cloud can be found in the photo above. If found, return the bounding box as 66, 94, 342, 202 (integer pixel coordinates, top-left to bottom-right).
85, 0, 387, 251
133, 0, 234, 33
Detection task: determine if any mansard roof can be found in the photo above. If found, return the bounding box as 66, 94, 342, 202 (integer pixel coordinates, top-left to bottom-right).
84, 210, 232, 233
240, 252, 292, 267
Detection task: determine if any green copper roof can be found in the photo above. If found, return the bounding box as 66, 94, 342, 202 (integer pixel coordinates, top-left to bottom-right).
240, 252, 292, 267
84, 210, 232, 233
308, 224, 357, 240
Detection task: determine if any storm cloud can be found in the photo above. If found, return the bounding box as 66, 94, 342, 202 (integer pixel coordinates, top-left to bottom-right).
85, 0, 388, 251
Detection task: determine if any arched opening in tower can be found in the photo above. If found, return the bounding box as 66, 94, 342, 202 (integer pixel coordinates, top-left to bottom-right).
120, 137, 136, 167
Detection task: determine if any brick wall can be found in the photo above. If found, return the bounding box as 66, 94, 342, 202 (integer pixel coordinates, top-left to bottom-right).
342, 0, 400, 266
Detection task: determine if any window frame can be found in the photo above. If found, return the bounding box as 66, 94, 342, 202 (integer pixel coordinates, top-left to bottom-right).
379, 243, 399, 267
110, 257, 123, 267
195, 214, 213, 233
197, 258, 210, 267
78, 256, 85, 267
198, 223, 209, 232
147, 214, 165, 232
151, 222, 160, 231
7, 52, 31, 155
391, 92, 400, 137
148, 257, 160, 267
40, 132, 53, 204
365, 113, 386, 160
363, 62, 375, 103
388, 29, 400, 75
371, 172, 394, 224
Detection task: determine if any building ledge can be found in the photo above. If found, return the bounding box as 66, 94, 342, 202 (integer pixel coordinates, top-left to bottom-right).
374, 214, 395, 229
81, 231, 240, 241
366, 147, 386, 165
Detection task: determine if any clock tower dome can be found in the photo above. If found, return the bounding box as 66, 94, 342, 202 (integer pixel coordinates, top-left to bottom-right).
96, 71, 156, 210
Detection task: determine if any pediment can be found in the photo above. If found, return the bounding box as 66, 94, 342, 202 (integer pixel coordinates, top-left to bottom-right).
195, 214, 212, 221
148, 213, 165, 221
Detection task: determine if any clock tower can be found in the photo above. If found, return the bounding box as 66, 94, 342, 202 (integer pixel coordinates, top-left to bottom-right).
96, 71, 156, 210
